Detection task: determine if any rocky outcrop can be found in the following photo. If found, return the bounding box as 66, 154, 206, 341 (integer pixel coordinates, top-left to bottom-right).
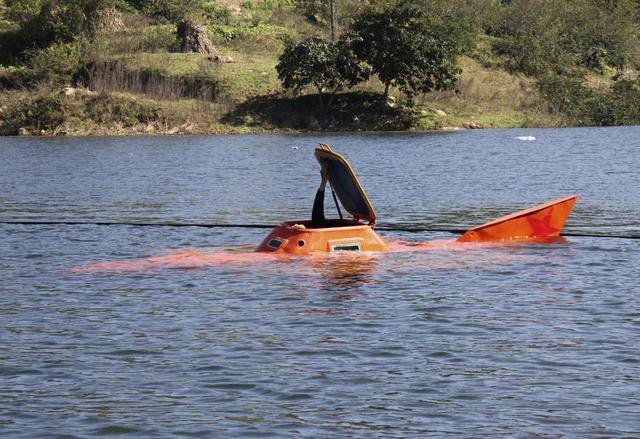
177, 20, 217, 54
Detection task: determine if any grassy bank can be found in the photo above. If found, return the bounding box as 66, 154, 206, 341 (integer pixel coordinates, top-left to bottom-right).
1, 0, 637, 136
0, 53, 564, 136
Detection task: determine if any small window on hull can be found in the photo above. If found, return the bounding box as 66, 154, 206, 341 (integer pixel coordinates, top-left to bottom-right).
331, 243, 361, 252
267, 238, 284, 250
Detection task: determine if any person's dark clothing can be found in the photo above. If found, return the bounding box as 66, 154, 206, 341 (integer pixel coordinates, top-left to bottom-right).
311, 189, 325, 227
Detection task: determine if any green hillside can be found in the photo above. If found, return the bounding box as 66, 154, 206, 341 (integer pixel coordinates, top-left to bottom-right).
0, 0, 638, 136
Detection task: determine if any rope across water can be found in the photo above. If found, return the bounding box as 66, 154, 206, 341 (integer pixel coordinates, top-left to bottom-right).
1, 220, 638, 240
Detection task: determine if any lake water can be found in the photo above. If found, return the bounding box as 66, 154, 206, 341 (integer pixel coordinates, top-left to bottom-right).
1, 128, 639, 437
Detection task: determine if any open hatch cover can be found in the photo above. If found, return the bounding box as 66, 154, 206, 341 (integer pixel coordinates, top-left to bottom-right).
314, 144, 377, 224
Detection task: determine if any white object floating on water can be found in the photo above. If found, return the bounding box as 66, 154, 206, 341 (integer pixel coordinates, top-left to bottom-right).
291, 146, 299, 150
516, 136, 536, 141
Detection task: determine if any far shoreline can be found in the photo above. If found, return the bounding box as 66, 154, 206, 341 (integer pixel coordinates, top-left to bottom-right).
2, 124, 630, 140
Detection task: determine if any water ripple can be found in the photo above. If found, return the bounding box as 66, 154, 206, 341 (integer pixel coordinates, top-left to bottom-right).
1, 130, 640, 437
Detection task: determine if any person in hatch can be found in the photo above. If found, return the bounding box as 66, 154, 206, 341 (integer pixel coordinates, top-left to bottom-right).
311, 167, 328, 227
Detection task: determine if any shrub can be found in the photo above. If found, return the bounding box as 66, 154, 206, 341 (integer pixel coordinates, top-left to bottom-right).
26, 42, 81, 85
209, 22, 293, 44
590, 79, 640, 125
294, 0, 368, 28
84, 92, 160, 126
201, 3, 231, 24
0, 90, 65, 135
128, 0, 203, 23
538, 73, 594, 120
0, 0, 123, 60
0, 65, 34, 89
492, 0, 640, 75
2, 0, 43, 24
242, 0, 295, 11
539, 73, 640, 126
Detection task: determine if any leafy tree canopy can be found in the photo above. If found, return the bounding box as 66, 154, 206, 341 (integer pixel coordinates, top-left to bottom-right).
492, 0, 640, 75
127, 0, 202, 23
348, 3, 462, 101
276, 36, 369, 111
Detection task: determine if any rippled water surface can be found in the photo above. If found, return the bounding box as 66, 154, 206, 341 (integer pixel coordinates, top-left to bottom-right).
1, 128, 639, 438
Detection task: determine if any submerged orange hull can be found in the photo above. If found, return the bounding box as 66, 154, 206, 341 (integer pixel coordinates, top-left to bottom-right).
257, 196, 578, 254
457, 195, 578, 243
256, 220, 389, 255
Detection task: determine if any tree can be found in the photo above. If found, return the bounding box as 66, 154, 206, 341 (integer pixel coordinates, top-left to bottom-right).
348, 3, 462, 102
276, 36, 370, 111
294, 0, 374, 35
492, 0, 640, 75
127, 0, 202, 23
3, 0, 44, 24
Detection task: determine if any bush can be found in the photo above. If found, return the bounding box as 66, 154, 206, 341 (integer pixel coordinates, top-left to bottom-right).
26, 42, 81, 85
2, 0, 43, 24
0, 90, 65, 135
294, 0, 369, 28
492, 0, 640, 75
241, 0, 295, 11
590, 79, 640, 125
0, 0, 122, 61
0, 66, 34, 89
538, 73, 594, 120
539, 73, 640, 126
128, 0, 203, 23
201, 3, 231, 24
209, 22, 293, 44
84, 92, 160, 126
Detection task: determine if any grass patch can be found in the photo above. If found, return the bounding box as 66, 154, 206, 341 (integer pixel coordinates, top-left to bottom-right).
0, 89, 246, 136
111, 51, 280, 101
413, 57, 562, 129
82, 58, 222, 102
91, 24, 178, 56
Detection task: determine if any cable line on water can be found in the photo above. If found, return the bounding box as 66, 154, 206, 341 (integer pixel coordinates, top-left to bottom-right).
1, 220, 639, 240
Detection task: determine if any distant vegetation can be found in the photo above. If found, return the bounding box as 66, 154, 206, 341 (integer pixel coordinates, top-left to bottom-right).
0, 0, 639, 135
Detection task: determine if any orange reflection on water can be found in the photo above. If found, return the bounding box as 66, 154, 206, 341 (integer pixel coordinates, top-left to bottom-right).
303, 251, 379, 290
73, 236, 563, 273
72, 248, 290, 272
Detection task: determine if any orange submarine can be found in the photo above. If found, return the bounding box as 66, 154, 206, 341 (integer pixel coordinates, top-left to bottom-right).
257, 143, 578, 255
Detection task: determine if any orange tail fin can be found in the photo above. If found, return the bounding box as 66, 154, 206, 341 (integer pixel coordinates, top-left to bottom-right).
457, 195, 578, 243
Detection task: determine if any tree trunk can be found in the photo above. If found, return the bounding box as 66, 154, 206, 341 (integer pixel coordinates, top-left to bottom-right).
330, 0, 336, 41
383, 82, 390, 101
317, 88, 324, 113
326, 85, 341, 112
